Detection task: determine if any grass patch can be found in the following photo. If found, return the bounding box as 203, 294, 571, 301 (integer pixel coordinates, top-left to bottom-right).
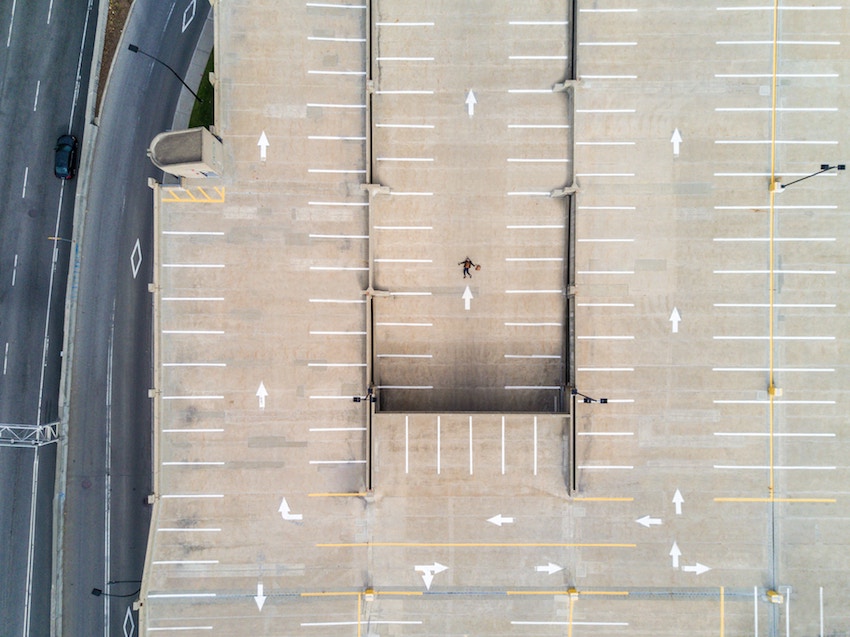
189, 48, 215, 129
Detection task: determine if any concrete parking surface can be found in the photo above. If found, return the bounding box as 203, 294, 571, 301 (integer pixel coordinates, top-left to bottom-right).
139, 1, 850, 635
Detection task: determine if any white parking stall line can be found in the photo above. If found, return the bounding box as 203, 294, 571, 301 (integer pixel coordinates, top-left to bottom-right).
309, 168, 367, 174
577, 303, 634, 307
716, 107, 837, 112
714, 399, 836, 405
375, 21, 434, 27
307, 36, 365, 43
714, 336, 834, 341
504, 354, 561, 359
577, 335, 634, 340
306, 2, 365, 8
309, 233, 369, 239
375, 225, 433, 230
162, 297, 225, 302
309, 460, 367, 464
505, 322, 562, 327
376, 322, 432, 327
579, 41, 637, 47
308, 298, 366, 304
307, 70, 366, 76
310, 331, 367, 335
308, 135, 367, 140
162, 230, 225, 236
713, 367, 834, 373
715, 432, 835, 438
505, 289, 563, 294
309, 266, 369, 271
715, 73, 838, 79
375, 90, 434, 95
508, 124, 569, 129
377, 56, 434, 62
376, 123, 435, 129
714, 465, 835, 471
714, 303, 835, 309
717, 40, 840, 46
377, 354, 433, 358
507, 224, 564, 229
505, 257, 563, 262
162, 263, 225, 268
714, 237, 835, 243
162, 330, 225, 335
577, 367, 634, 372
307, 363, 367, 367
307, 102, 367, 109
714, 269, 835, 275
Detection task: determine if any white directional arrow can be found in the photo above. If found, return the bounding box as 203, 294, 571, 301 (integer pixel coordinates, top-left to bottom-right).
254, 582, 267, 611
258, 131, 269, 161
465, 90, 477, 117
415, 562, 448, 590
669, 307, 681, 333
671, 128, 683, 156
462, 285, 474, 311
487, 514, 514, 527
535, 562, 563, 575
256, 382, 268, 409
672, 489, 684, 515
636, 515, 662, 528
669, 542, 682, 569
682, 563, 711, 575
278, 497, 303, 521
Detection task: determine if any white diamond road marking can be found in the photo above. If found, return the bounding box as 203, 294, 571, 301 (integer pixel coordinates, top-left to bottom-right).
131, 238, 142, 279
123, 605, 135, 637
182, 0, 196, 32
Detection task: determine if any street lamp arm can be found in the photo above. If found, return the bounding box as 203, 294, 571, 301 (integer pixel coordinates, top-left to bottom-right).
777, 164, 845, 190
128, 44, 204, 104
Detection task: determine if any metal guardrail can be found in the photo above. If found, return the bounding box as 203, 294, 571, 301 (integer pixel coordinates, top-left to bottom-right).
0, 422, 59, 447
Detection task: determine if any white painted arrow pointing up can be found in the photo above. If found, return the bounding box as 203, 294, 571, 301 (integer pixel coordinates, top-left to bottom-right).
466, 90, 477, 117
462, 285, 473, 311
669, 307, 681, 333
257, 381, 268, 409
254, 582, 267, 611
258, 131, 269, 161
279, 497, 303, 521
671, 128, 683, 156
672, 489, 684, 515
669, 542, 681, 569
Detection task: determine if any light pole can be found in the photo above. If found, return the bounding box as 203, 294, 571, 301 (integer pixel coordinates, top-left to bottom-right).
128, 44, 203, 103
568, 388, 608, 492
91, 580, 141, 598
771, 164, 845, 192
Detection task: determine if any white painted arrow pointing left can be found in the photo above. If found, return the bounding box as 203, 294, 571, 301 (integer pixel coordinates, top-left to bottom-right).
487, 514, 514, 526
636, 515, 662, 528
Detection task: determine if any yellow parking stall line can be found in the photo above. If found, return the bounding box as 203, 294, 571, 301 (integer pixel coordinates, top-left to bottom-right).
715, 497, 836, 504
161, 185, 226, 203
720, 586, 725, 637
318, 542, 636, 548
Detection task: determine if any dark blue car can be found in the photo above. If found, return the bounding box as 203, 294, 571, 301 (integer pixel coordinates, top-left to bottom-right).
54, 134, 77, 179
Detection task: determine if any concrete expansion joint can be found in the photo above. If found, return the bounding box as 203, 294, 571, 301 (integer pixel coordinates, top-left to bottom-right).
550, 183, 578, 198
552, 78, 580, 92
361, 183, 391, 197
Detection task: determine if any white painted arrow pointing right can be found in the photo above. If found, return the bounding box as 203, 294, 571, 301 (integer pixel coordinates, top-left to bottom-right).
535, 562, 563, 575
682, 563, 711, 575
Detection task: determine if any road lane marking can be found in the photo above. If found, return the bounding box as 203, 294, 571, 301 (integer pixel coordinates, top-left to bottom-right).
11, 253, 17, 285
6, 0, 16, 47
21, 166, 28, 198
437, 416, 441, 474
33, 80, 40, 110
376, 322, 432, 326
504, 354, 561, 359
377, 354, 432, 358
2, 342, 7, 374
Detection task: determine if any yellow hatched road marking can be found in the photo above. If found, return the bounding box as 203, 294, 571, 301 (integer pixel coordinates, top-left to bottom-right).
161, 185, 226, 203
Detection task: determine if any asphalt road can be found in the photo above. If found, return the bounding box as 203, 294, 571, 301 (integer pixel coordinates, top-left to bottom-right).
0, 0, 98, 635
57, 1, 211, 635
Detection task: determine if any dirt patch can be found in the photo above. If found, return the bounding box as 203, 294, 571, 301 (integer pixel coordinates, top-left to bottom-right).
96, 0, 133, 117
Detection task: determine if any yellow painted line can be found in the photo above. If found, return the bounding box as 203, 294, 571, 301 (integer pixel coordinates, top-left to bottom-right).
356, 592, 362, 637
715, 497, 836, 504
318, 542, 635, 548
308, 492, 368, 497
568, 592, 576, 637
573, 497, 634, 502
507, 590, 629, 596
720, 586, 725, 637
767, 0, 780, 500
161, 186, 226, 203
